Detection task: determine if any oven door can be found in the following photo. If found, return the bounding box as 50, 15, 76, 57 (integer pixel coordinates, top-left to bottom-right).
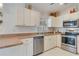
62, 35, 76, 47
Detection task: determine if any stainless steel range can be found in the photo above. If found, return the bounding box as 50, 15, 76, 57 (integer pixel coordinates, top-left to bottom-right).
61, 32, 77, 53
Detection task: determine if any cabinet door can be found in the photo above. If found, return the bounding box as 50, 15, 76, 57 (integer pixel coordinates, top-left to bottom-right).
44, 36, 56, 51
26, 38, 33, 56
56, 35, 61, 47
16, 7, 24, 26
56, 18, 63, 27
34, 11, 40, 26
44, 36, 50, 51
47, 16, 55, 27
24, 8, 31, 26
47, 17, 53, 27
49, 36, 55, 49
31, 10, 40, 26
53, 17, 63, 27
21, 38, 33, 56
51, 35, 57, 48
30, 10, 36, 26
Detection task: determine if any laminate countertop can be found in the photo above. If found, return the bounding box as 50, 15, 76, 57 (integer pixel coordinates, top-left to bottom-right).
0, 32, 61, 49
0, 37, 23, 49
0, 32, 61, 38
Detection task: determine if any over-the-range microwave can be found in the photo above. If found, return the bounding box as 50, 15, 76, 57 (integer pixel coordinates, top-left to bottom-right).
63, 19, 79, 28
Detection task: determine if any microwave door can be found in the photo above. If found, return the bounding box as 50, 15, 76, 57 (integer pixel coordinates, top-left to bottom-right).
63, 21, 77, 27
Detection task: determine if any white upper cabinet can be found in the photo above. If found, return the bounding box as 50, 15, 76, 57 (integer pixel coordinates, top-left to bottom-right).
47, 16, 63, 27
47, 16, 57, 27
16, 7, 40, 26
30, 10, 40, 26
54, 17, 63, 27
16, 7, 24, 26
47, 16, 54, 27
24, 8, 31, 26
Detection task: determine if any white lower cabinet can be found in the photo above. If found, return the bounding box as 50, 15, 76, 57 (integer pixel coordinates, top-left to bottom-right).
44, 34, 61, 51
44, 36, 51, 51
0, 35, 61, 56
21, 38, 33, 56
0, 38, 33, 56
44, 35, 57, 51
0, 44, 26, 56
51, 35, 57, 48
56, 35, 61, 47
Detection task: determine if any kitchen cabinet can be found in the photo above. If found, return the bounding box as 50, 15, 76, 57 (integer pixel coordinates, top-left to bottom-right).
47, 16, 63, 27
21, 38, 33, 56
22, 36, 44, 56
30, 10, 40, 26
51, 35, 57, 48
0, 44, 26, 56
44, 35, 56, 51
44, 34, 61, 51
16, 8, 40, 26
47, 16, 55, 27
24, 9, 31, 26
16, 7, 24, 26
0, 38, 33, 56
54, 17, 63, 27
44, 36, 51, 51
50, 34, 61, 48
56, 34, 61, 47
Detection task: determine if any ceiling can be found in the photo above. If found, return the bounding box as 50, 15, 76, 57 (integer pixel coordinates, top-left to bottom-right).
25, 3, 79, 15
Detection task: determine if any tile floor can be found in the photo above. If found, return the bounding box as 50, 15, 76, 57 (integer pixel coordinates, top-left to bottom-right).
39, 48, 79, 56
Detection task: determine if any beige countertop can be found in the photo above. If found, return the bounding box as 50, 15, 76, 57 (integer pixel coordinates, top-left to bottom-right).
0, 32, 61, 49
0, 32, 61, 38
0, 37, 23, 48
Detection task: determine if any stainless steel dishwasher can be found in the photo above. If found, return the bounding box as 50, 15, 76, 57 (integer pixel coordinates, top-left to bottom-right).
33, 36, 44, 56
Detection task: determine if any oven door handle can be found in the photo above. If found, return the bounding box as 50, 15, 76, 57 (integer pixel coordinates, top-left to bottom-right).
62, 35, 76, 38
